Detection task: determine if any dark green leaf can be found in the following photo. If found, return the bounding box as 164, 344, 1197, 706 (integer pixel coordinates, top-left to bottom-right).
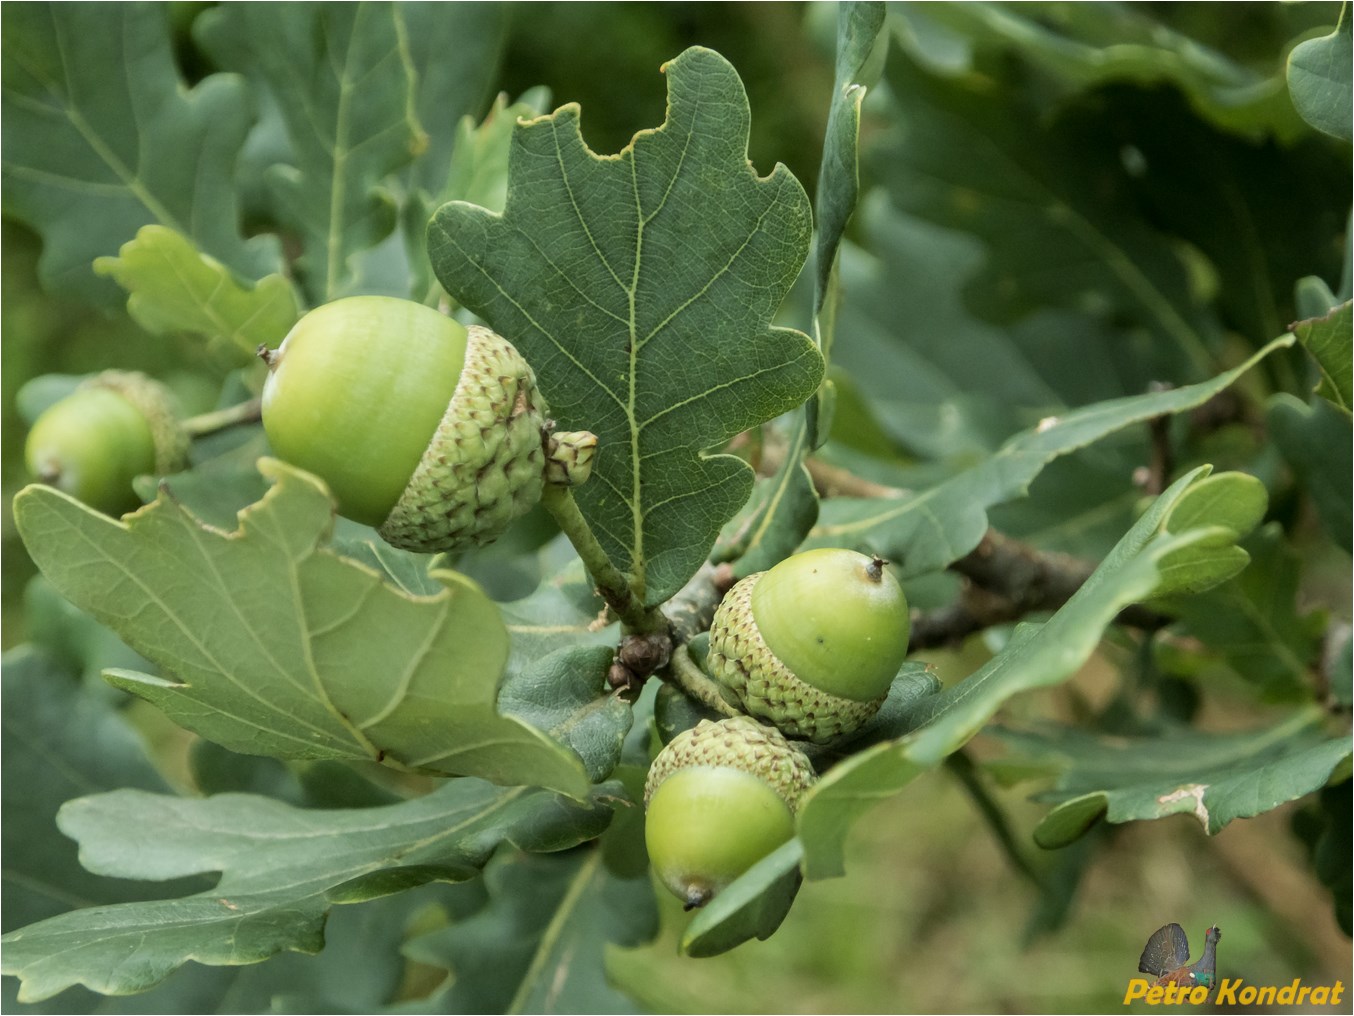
429, 47, 824, 606
194, 4, 427, 302
896, 3, 1307, 140
406, 848, 656, 1014
406, 90, 547, 305
985, 711, 1352, 845
0, 779, 618, 1003
498, 646, 631, 784
804, 337, 1291, 577
713, 423, 820, 578
1269, 394, 1353, 554
1, 649, 203, 933
0, 4, 279, 305
873, 32, 1216, 377
725, 7, 885, 571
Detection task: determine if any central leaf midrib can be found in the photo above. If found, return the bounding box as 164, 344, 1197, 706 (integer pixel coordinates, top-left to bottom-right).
623, 88, 703, 601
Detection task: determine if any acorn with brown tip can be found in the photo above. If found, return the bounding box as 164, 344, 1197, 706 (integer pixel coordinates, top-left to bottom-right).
644, 715, 816, 909
259, 295, 552, 553
707, 548, 911, 742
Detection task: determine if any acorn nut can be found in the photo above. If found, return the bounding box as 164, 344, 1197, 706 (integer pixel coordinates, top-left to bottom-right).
644, 715, 815, 910
707, 548, 911, 743
260, 296, 549, 554
24, 370, 189, 516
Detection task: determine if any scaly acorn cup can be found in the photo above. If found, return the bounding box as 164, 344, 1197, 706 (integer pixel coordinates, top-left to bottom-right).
644, 715, 816, 910
260, 296, 551, 553
708, 548, 911, 743
24, 370, 189, 516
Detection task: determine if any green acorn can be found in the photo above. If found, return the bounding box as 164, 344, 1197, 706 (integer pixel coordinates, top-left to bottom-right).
707, 548, 911, 743
260, 296, 549, 553
24, 371, 189, 516
644, 715, 815, 910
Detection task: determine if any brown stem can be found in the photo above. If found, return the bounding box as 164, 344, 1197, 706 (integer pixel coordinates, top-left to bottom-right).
909, 530, 1171, 650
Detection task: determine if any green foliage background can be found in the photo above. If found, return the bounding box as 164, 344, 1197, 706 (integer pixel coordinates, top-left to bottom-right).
2, 2, 1351, 1013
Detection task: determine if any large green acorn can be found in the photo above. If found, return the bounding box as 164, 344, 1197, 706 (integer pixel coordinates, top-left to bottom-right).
644, 715, 815, 910
260, 296, 549, 553
707, 548, 911, 743
24, 371, 189, 516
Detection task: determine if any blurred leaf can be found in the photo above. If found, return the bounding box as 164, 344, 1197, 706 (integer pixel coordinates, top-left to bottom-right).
1091, 85, 1348, 348
1, 648, 205, 933
896, 2, 1307, 140
1162, 524, 1325, 698
0, 779, 618, 1003
1269, 394, 1353, 554
830, 213, 1065, 460
430, 47, 823, 607
1162, 471, 1267, 537
396, 3, 508, 197
1287, 6, 1353, 142
680, 839, 803, 958
14, 375, 84, 426
1292, 299, 1353, 414
804, 337, 1291, 577
986, 710, 1352, 845
1326, 623, 1353, 709
873, 31, 1216, 377
194, 4, 426, 303
0, 4, 280, 305
1293, 781, 1352, 935
12, 459, 591, 797
93, 226, 300, 368
407, 90, 548, 304
798, 466, 1252, 878
714, 5, 888, 581
406, 847, 656, 1014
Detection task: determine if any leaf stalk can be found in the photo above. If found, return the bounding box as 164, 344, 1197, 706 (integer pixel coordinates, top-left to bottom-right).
183, 398, 263, 438
541, 484, 666, 634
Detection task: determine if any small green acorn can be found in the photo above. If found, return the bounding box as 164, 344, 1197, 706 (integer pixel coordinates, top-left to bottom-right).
24, 371, 189, 516
260, 296, 549, 553
707, 548, 911, 743
645, 715, 816, 909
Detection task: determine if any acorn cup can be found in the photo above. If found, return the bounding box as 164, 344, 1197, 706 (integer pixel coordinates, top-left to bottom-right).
260, 296, 552, 554
24, 370, 189, 516
707, 548, 912, 743
644, 715, 816, 910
